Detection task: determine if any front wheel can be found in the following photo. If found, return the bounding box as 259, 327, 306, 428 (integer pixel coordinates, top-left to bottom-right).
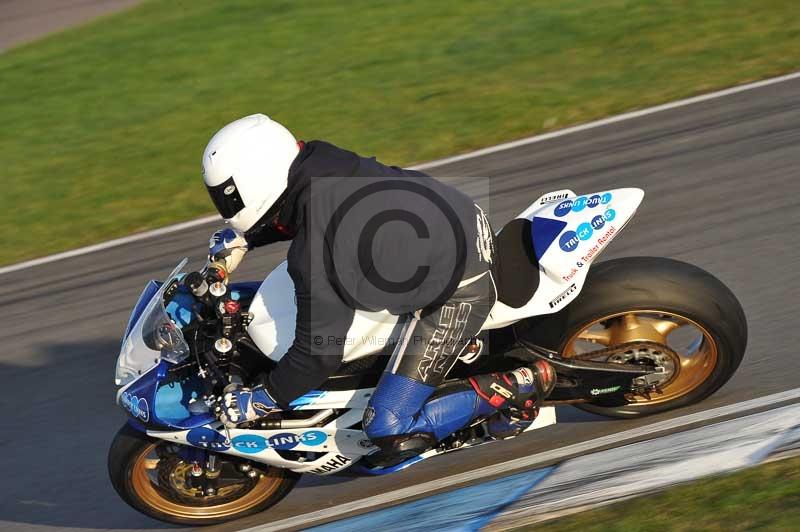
516, 257, 747, 418
108, 423, 299, 525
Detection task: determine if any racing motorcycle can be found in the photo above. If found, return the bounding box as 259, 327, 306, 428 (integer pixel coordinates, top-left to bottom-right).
108, 188, 747, 525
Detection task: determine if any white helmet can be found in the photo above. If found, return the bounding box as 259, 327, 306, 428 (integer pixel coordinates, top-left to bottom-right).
202, 114, 299, 233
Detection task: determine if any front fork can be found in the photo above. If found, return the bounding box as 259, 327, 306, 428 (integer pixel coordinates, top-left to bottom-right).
176, 444, 258, 496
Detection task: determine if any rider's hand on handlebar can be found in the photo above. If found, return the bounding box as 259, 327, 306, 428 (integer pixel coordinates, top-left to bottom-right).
217, 386, 280, 428
208, 228, 249, 275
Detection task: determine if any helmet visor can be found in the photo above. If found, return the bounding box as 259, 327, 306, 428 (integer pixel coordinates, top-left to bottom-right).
206, 177, 245, 219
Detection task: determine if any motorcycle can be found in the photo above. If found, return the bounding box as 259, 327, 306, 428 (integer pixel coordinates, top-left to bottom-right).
108, 188, 747, 525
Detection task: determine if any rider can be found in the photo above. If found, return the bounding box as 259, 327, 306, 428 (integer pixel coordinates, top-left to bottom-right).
197, 113, 554, 460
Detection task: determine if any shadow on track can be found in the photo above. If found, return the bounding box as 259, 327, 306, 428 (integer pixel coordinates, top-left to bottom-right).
0, 336, 360, 531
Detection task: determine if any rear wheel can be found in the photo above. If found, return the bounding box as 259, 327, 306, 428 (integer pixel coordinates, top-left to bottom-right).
516, 257, 747, 418
108, 423, 299, 525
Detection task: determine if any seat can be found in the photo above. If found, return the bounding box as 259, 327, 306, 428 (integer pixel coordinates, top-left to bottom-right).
493, 218, 540, 308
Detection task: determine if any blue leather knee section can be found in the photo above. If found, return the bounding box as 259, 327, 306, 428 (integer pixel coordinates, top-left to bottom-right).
365, 373, 435, 439
365, 373, 497, 441
419, 390, 496, 440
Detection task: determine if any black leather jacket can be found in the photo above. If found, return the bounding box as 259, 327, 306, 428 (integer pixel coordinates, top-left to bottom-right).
260, 140, 489, 407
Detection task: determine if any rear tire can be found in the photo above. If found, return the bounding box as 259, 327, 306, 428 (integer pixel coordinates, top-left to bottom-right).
515, 257, 747, 418
108, 423, 299, 526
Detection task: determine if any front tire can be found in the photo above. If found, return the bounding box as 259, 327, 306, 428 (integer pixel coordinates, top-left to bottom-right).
108, 423, 299, 526
516, 257, 747, 418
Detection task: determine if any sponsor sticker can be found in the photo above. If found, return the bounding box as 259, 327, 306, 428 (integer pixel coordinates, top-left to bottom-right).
557, 203, 618, 255
268, 430, 327, 450
562, 266, 579, 282
187, 427, 230, 451
539, 192, 570, 205
229, 430, 328, 453
576, 222, 593, 241
121, 392, 150, 422
554, 200, 574, 217
559, 230, 580, 252
548, 283, 578, 309
309, 454, 352, 475
580, 226, 616, 263
591, 385, 622, 396
555, 193, 612, 217
363, 406, 376, 427
231, 434, 269, 454
587, 194, 602, 208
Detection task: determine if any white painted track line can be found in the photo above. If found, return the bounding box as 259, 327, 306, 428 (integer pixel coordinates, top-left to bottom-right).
0, 215, 221, 276
411, 70, 800, 170
241, 387, 800, 532
3, 70, 799, 277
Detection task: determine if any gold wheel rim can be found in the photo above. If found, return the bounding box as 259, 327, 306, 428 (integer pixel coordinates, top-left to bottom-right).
564, 310, 718, 405
130, 442, 284, 520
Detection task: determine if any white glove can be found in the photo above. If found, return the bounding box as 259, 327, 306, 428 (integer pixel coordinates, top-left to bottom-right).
208, 228, 249, 274
217, 386, 279, 428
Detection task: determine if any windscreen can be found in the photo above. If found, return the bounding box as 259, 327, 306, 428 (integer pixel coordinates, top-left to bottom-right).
115, 259, 191, 386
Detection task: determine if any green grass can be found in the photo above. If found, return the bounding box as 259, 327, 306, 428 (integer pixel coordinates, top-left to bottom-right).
526, 455, 800, 532
2, 0, 800, 264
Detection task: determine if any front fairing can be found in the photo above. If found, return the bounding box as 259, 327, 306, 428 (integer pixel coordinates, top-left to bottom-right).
115, 263, 267, 431
122, 280, 162, 342
117, 361, 216, 430
115, 260, 190, 386
115, 259, 214, 431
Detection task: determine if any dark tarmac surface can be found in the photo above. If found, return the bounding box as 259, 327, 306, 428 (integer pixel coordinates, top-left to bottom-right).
0, 0, 142, 52
1, 77, 799, 531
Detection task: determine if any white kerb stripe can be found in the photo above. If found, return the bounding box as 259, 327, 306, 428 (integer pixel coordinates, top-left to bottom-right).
3, 70, 799, 277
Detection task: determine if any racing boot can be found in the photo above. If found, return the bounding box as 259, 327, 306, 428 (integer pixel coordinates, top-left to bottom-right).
469, 359, 556, 438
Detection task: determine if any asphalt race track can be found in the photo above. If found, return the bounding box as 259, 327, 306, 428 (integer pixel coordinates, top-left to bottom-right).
0, 0, 143, 52
1, 77, 799, 532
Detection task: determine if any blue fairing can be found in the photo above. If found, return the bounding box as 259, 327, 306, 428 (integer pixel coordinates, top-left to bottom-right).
120, 361, 215, 432
120, 280, 264, 433
531, 217, 568, 260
